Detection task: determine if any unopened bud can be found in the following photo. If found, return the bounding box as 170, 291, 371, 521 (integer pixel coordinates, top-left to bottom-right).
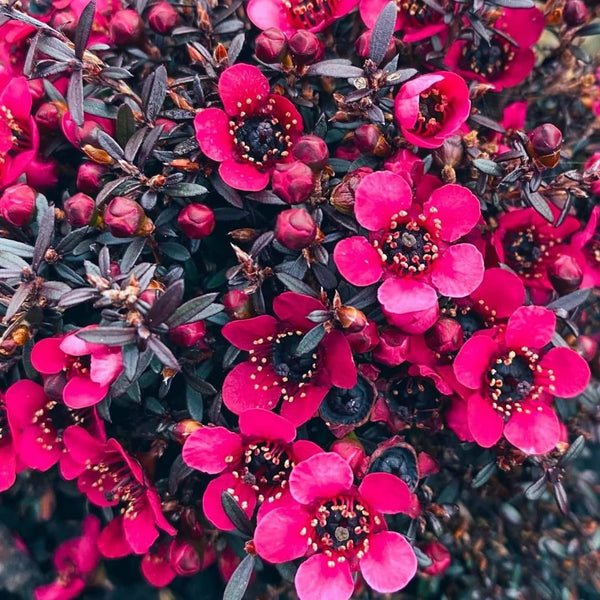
169, 540, 201, 576
527, 123, 562, 169
172, 419, 202, 443
288, 30, 323, 67
0, 184, 37, 226
177, 204, 215, 239
563, 0, 588, 26
64, 193, 96, 227
110, 9, 145, 46
425, 318, 464, 355
336, 305, 368, 333
255, 28, 288, 63
274, 208, 317, 250
77, 162, 107, 194
292, 134, 329, 171
169, 320, 207, 348
354, 124, 391, 157
223, 289, 253, 320
148, 1, 180, 34
576, 335, 597, 362
330, 167, 372, 214
35, 101, 65, 132
331, 436, 366, 474
422, 542, 451, 576
345, 319, 379, 353
104, 196, 153, 237
433, 134, 464, 168
548, 254, 583, 294
272, 161, 314, 204
355, 30, 396, 64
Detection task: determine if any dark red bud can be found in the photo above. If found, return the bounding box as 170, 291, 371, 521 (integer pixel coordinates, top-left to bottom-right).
576, 335, 597, 362
64, 193, 96, 227
355, 30, 396, 63
354, 124, 391, 157
548, 254, 583, 295
424, 318, 464, 355
148, 1, 180, 34
222, 290, 253, 320
177, 204, 215, 239
272, 161, 314, 204
169, 540, 201, 576
110, 9, 145, 46
35, 101, 65, 132
345, 319, 379, 354
255, 28, 288, 63
288, 30, 323, 66
169, 320, 207, 348
274, 208, 317, 250
77, 162, 107, 195
331, 437, 366, 474
422, 542, 451, 576
527, 123, 563, 168
563, 0, 588, 26
336, 305, 368, 332
104, 196, 152, 237
292, 135, 329, 171
0, 184, 37, 226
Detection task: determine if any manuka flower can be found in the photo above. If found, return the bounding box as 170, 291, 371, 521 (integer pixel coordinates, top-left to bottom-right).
394, 72, 471, 149
194, 64, 303, 191
254, 452, 417, 600
31, 328, 123, 409
566, 205, 600, 288
0, 392, 17, 492
63, 426, 176, 556
247, 0, 358, 34
444, 8, 545, 91
5, 380, 105, 478
333, 171, 484, 333
453, 306, 590, 454
182, 408, 320, 529
34, 515, 101, 600
222, 292, 357, 425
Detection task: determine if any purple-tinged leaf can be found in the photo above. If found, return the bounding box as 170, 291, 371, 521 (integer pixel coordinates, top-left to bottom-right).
75, 0, 95, 59
369, 1, 397, 65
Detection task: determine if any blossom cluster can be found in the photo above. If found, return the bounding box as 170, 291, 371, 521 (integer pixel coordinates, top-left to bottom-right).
0, 0, 598, 599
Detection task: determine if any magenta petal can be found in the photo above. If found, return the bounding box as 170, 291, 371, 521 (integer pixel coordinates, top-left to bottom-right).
194, 108, 235, 161
59, 332, 96, 356
141, 547, 176, 587
254, 505, 310, 563
62, 425, 106, 465
30, 337, 66, 374
0, 442, 17, 492
431, 244, 484, 298
182, 426, 242, 474
360, 531, 417, 593
97, 517, 132, 558
504, 404, 560, 454
218, 64, 270, 117
322, 330, 356, 389
17, 426, 61, 471
467, 394, 504, 448
123, 505, 158, 554
453, 335, 499, 389
279, 384, 328, 426
273, 292, 326, 331
469, 267, 525, 320
333, 237, 382, 286
202, 473, 256, 531
222, 362, 281, 413
63, 376, 108, 408
506, 305, 556, 349
289, 452, 353, 504
5, 379, 47, 432
354, 171, 413, 231
295, 553, 354, 600
358, 472, 411, 514
222, 315, 278, 350
539, 347, 591, 398
238, 409, 296, 443
90, 350, 122, 385
425, 184, 481, 242
219, 158, 270, 192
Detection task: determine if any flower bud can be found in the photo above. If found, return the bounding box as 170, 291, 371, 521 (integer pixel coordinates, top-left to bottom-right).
424, 318, 464, 355
104, 196, 152, 237
25, 159, 59, 190
35, 101, 65, 132
345, 319, 379, 354
272, 161, 314, 204
563, 0, 588, 26
331, 436, 366, 474
64, 193, 96, 227
354, 124, 391, 157
548, 254, 583, 295
172, 419, 202, 443
526, 123, 562, 169
77, 162, 107, 195
177, 204, 215, 239
274, 208, 317, 250
330, 167, 372, 214
169, 320, 207, 348
355, 30, 396, 63
255, 28, 288, 63
433, 134, 464, 168
336, 305, 368, 333
576, 335, 597, 362
0, 184, 36, 226
292, 135, 329, 171
422, 542, 451, 576
148, 1, 180, 34
288, 30, 323, 67
110, 9, 145, 46
51, 9, 77, 39
169, 540, 201, 577
223, 290, 253, 320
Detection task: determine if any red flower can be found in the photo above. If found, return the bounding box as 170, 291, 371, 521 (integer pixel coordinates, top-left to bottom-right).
63, 426, 176, 556
0, 392, 18, 492
568, 205, 600, 288
182, 408, 321, 530
247, 0, 358, 34
394, 72, 471, 149
34, 515, 101, 600
453, 306, 590, 454
333, 171, 484, 332
254, 452, 417, 600
221, 292, 357, 425
194, 64, 303, 191
444, 8, 545, 91
5, 380, 105, 478
31, 329, 123, 409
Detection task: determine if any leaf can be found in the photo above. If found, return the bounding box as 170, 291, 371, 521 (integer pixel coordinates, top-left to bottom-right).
146, 280, 185, 328
186, 385, 204, 421
221, 492, 254, 539
223, 554, 255, 600
559, 435, 585, 465
100, 66, 133, 80
414, 546, 433, 568
524, 475, 548, 500
306, 60, 365, 78
211, 174, 244, 209
167, 293, 220, 327
67, 68, 84, 127
39, 281, 71, 301
472, 158, 504, 177
307, 309, 331, 323
32, 205, 55, 272
228, 32, 245, 63
58, 287, 98, 308
471, 461, 497, 488
522, 186, 553, 223
575, 23, 600, 37
55, 226, 90, 254
97, 131, 125, 161
77, 327, 137, 345
116, 104, 136, 148
554, 480, 568, 515
147, 336, 180, 370
546, 288, 591, 311
136, 124, 164, 168
146, 65, 168, 123
75, 0, 95, 59
295, 323, 326, 356
124, 126, 148, 163
37, 35, 76, 61
369, 1, 397, 65
246, 190, 286, 205
469, 113, 506, 133
275, 272, 318, 298
160, 242, 191, 262
120, 237, 146, 273
164, 183, 209, 198
489, 0, 533, 5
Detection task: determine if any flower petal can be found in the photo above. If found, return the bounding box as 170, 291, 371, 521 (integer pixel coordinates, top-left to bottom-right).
453, 334, 499, 389
202, 473, 256, 531
333, 236, 383, 286
273, 292, 326, 331
467, 393, 504, 448
424, 184, 481, 242
238, 409, 296, 444
295, 553, 354, 600
222, 315, 278, 350
359, 472, 411, 514
194, 108, 235, 161
182, 426, 242, 474
5, 379, 47, 432
30, 337, 65, 374
218, 64, 270, 117
123, 502, 158, 554
90, 349, 122, 385
219, 158, 270, 192
97, 517, 132, 558
321, 330, 357, 389
504, 404, 560, 454
505, 305, 556, 350
539, 346, 591, 398
469, 267, 525, 320
222, 362, 282, 414
279, 383, 329, 426
289, 452, 353, 504
431, 244, 484, 298
254, 505, 310, 563
62, 376, 108, 409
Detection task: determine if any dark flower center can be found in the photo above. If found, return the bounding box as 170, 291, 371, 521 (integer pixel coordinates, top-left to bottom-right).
454, 310, 485, 338
311, 496, 375, 556
504, 227, 542, 277
487, 352, 534, 406
237, 441, 294, 499
283, 0, 337, 28
386, 376, 442, 424
460, 38, 515, 80
414, 87, 448, 136
397, 0, 442, 26
232, 115, 292, 168
320, 378, 375, 425
369, 446, 419, 490
374, 212, 440, 277
272, 331, 318, 383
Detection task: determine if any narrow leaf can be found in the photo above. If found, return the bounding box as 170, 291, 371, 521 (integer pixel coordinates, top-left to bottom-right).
275, 272, 318, 298
77, 327, 137, 345
524, 476, 548, 500
167, 293, 220, 327
97, 131, 125, 161
295, 323, 326, 356
146, 280, 185, 328
369, 1, 397, 65
67, 69, 84, 127
472, 158, 504, 177
146, 65, 168, 123
32, 205, 55, 272
147, 336, 180, 370
221, 492, 254, 539
223, 554, 255, 600
75, 0, 95, 59
472, 461, 497, 488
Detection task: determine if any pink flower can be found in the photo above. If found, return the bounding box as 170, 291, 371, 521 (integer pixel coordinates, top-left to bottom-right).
63, 426, 176, 556
453, 306, 590, 454
30, 329, 123, 409
254, 452, 417, 600
394, 72, 471, 149
194, 64, 303, 191
221, 292, 357, 425
333, 171, 484, 332
247, 0, 358, 34
568, 205, 600, 288
5, 380, 105, 478
444, 8, 545, 91
34, 515, 101, 600
0, 393, 18, 492
182, 408, 321, 530
422, 541, 451, 576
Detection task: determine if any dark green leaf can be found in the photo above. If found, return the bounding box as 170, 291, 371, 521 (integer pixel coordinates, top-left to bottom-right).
414, 545, 433, 568
164, 183, 209, 198
146, 65, 168, 123
116, 104, 136, 148
221, 492, 254, 539
223, 554, 255, 600
275, 272, 318, 298
160, 242, 191, 262
575, 22, 600, 37
560, 435, 585, 465
77, 327, 136, 345
136, 124, 164, 167
524, 476, 547, 500
471, 461, 497, 488
295, 323, 326, 356
472, 159, 504, 177
167, 293, 220, 328
147, 336, 180, 370
186, 385, 204, 421
369, 1, 396, 64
